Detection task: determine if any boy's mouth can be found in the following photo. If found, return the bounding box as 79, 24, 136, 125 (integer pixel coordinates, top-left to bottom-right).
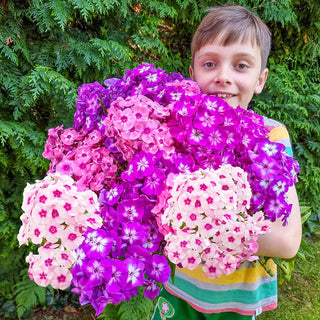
213, 93, 235, 98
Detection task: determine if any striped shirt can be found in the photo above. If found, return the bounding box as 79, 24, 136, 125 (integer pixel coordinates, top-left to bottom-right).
164, 116, 293, 316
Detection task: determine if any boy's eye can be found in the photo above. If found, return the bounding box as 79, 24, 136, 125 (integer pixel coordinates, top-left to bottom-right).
236, 63, 249, 70
204, 62, 216, 69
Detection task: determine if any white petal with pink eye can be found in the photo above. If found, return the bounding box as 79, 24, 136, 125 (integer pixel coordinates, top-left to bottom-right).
50, 266, 73, 290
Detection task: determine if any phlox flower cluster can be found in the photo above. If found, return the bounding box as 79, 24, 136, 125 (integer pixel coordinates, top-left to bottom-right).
73, 64, 199, 135
18, 173, 103, 289
43, 126, 118, 191
166, 94, 299, 224
156, 165, 271, 279
70, 172, 171, 313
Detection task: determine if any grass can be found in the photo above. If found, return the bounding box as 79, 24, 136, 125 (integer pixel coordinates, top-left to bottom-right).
258, 234, 320, 320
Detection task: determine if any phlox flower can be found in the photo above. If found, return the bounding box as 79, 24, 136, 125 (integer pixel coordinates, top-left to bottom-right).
99, 183, 123, 206
264, 196, 288, 222
207, 128, 228, 150
143, 279, 160, 299
113, 108, 136, 132
122, 222, 148, 245
60, 128, 80, 145
132, 151, 154, 177
269, 178, 289, 196
74, 247, 88, 268
141, 168, 166, 196
145, 254, 171, 283
32, 204, 53, 225
125, 245, 151, 264
158, 165, 271, 278
104, 259, 128, 294
60, 226, 84, 250
84, 94, 100, 115
124, 258, 145, 289
140, 119, 159, 144
29, 224, 46, 245
20, 63, 301, 312
75, 146, 92, 158
120, 122, 144, 140
27, 244, 75, 289
187, 127, 207, 146
45, 223, 65, 243
86, 129, 103, 146
193, 109, 222, 134
203, 259, 224, 280
72, 156, 91, 177
132, 103, 150, 121
51, 266, 73, 290
32, 265, 54, 287
83, 259, 110, 287
166, 244, 186, 265
117, 199, 144, 222
179, 249, 201, 270
218, 254, 239, 276
142, 222, 164, 252
82, 228, 113, 258
56, 159, 74, 176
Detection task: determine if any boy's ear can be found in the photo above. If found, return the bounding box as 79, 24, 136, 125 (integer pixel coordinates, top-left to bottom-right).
189, 65, 195, 80
254, 68, 269, 94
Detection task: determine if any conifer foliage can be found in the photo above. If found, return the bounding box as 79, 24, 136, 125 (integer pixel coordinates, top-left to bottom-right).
0, 0, 319, 318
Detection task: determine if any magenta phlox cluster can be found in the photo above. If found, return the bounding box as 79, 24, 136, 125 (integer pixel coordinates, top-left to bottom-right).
18, 173, 103, 289
19, 63, 300, 316
166, 94, 299, 224
156, 165, 271, 278
43, 126, 118, 191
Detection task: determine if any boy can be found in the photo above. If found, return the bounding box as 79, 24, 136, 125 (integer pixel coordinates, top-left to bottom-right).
152, 5, 302, 320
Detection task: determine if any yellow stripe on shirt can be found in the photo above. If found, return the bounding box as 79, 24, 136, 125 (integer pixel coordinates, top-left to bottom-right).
267, 126, 289, 142
177, 260, 277, 285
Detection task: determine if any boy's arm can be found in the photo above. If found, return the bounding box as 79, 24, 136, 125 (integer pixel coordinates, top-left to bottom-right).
256, 184, 301, 259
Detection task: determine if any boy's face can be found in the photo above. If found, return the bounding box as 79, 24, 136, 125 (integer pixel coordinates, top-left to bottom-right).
189, 38, 268, 109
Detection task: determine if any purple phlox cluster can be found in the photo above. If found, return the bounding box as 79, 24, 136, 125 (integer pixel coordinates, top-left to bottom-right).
71, 150, 173, 314
73, 81, 109, 132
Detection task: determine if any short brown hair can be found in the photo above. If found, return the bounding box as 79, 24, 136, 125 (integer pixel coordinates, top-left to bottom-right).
191, 5, 271, 70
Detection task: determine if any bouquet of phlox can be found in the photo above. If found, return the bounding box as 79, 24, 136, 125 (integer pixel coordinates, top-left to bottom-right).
17, 63, 299, 316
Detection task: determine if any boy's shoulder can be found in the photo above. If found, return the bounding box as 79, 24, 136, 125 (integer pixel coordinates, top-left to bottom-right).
262, 115, 286, 129
261, 115, 292, 155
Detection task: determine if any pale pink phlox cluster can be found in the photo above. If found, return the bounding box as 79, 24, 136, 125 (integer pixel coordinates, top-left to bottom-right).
26, 243, 74, 290
18, 173, 103, 289
43, 126, 118, 191
157, 164, 271, 279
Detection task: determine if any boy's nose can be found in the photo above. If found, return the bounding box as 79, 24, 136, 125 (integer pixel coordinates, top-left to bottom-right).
214, 66, 232, 86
